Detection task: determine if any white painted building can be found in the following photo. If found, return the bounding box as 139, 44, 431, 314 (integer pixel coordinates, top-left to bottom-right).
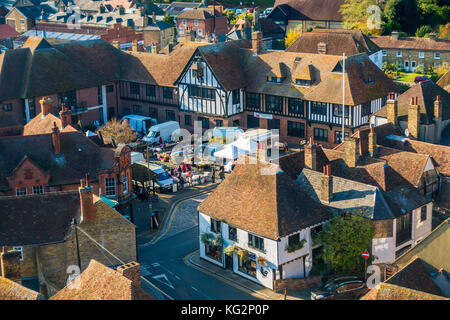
197, 160, 332, 289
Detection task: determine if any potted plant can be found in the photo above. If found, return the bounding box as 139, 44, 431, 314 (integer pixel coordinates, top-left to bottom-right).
285, 239, 307, 253
212, 233, 224, 247
256, 256, 267, 266
224, 244, 238, 257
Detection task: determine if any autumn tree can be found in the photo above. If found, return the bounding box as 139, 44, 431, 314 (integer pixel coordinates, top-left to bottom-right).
316, 213, 374, 275
340, 0, 383, 34
99, 118, 137, 145
285, 25, 302, 49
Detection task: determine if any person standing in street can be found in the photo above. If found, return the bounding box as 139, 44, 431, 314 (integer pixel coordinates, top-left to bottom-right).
211, 166, 216, 183
219, 167, 225, 181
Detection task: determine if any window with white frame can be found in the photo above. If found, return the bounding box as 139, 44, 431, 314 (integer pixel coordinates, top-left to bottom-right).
396, 50, 402, 57
210, 218, 221, 233
194, 19, 198, 26
418, 52, 424, 58
16, 187, 27, 196
382, 50, 387, 56
105, 177, 116, 196
122, 173, 129, 194
12, 247, 23, 261
32, 185, 44, 194
248, 233, 264, 252
434, 52, 440, 59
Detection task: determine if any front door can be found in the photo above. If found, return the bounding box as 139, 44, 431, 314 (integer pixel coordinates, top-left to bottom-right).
411, 61, 416, 72
404, 60, 409, 72
225, 254, 233, 270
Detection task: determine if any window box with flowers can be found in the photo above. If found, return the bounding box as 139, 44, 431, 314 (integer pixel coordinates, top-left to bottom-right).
201, 232, 223, 262
285, 239, 307, 253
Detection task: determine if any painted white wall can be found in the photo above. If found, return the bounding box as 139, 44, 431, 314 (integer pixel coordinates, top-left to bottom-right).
412, 203, 433, 244
198, 212, 224, 267
277, 229, 310, 265
282, 258, 305, 279
369, 50, 383, 69
372, 235, 395, 264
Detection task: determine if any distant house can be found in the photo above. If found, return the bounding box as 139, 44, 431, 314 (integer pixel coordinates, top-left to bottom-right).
0, 23, 19, 48
197, 159, 333, 289
142, 13, 175, 52
164, 1, 203, 17
286, 29, 383, 69
176, 7, 228, 41
370, 81, 450, 144
5, 4, 56, 32
268, 0, 345, 34
0, 186, 137, 297
371, 32, 450, 72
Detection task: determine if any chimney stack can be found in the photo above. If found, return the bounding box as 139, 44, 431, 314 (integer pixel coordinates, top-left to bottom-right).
391, 31, 399, 41
317, 42, 327, 54
117, 262, 141, 299
320, 164, 333, 203
368, 126, 377, 157
434, 95, 442, 120
52, 121, 61, 154
251, 31, 263, 54
79, 178, 95, 222
408, 96, 420, 140
344, 136, 359, 167
429, 32, 436, 41
40, 97, 53, 117
0, 248, 21, 282
304, 137, 317, 171
386, 92, 398, 126
59, 104, 72, 129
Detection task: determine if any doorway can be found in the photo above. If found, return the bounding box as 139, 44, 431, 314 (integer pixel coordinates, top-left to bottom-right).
225, 254, 233, 270
411, 61, 416, 72
404, 60, 409, 72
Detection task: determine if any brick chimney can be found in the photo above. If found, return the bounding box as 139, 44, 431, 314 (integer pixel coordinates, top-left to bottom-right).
344, 136, 359, 167
391, 31, 399, 41
251, 31, 262, 54
40, 97, 53, 117
0, 247, 21, 282
434, 95, 442, 120
79, 178, 95, 223
429, 32, 436, 41
386, 92, 398, 126
317, 42, 327, 54
59, 104, 72, 129
117, 262, 141, 299
304, 137, 317, 171
408, 96, 420, 140
132, 40, 139, 52
52, 121, 61, 154
320, 164, 333, 203
368, 126, 377, 157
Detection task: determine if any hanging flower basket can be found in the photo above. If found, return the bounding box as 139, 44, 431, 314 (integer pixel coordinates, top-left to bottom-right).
224, 244, 239, 257
237, 248, 250, 263
200, 232, 214, 245
212, 233, 224, 247
256, 256, 267, 266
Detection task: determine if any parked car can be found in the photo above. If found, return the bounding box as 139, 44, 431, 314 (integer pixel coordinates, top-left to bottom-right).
414, 76, 429, 83
137, 162, 174, 192
310, 276, 368, 300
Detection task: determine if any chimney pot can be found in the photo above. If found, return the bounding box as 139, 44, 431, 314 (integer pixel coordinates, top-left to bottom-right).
408, 97, 420, 139
79, 184, 95, 222
387, 93, 398, 126
320, 165, 333, 203
40, 97, 53, 116
344, 136, 359, 167
434, 95, 442, 120
305, 139, 317, 171
52, 122, 61, 154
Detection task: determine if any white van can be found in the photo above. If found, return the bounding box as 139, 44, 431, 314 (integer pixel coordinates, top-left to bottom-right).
143, 121, 180, 145
136, 161, 174, 191
121, 115, 157, 136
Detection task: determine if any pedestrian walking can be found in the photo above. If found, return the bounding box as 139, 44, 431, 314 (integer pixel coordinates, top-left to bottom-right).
219, 167, 225, 181
211, 166, 216, 183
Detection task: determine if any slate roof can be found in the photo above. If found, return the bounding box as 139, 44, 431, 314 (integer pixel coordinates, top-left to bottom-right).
51, 260, 154, 300
361, 283, 449, 300
13, 4, 56, 20
437, 69, 450, 92
296, 168, 394, 220
240, 51, 399, 105
383, 186, 431, 217
0, 277, 43, 300
371, 35, 450, 51
286, 29, 380, 56
271, 0, 345, 22
198, 159, 333, 240
372, 80, 450, 123
385, 257, 444, 297
0, 131, 116, 190
0, 191, 81, 246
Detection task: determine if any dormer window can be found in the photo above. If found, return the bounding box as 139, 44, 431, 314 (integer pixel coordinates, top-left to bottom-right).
364, 76, 375, 85
295, 79, 312, 86
267, 76, 283, 84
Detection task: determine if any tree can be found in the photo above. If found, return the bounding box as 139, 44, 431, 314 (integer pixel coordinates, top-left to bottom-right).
99, 118, 137, 145
317, 214, 374, 275
417, 0, 449, 28
162, 13, 175, 26
285, 25, 302, 48
383, 0, 421, 35
340, 0, 382, 34
224, 9, 237, 24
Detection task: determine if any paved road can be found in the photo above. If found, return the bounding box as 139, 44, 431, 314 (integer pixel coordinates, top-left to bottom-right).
137, 196, 260, 300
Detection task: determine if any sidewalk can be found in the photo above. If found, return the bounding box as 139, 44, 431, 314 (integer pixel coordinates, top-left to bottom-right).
185, 251, 307, 300
135, 182, 220, 245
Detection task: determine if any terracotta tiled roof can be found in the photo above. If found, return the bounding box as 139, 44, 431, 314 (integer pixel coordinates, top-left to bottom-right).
0, 131, 116, 190
370, 35, 450, 51
361, 283, 449, 300
277, 150, 304, 179
372, 80, 450, 123
287, 29, 380, 56
272, 0, 345, 22
51, 260, 154, 300
177, 8, 214, 20
241, 51, 399, 105
385, 257, 444, 297
198, 159, 333, 240
0, 277, 43, 300
22, 113, 78, 136
437, 69, 450, 92
0, 191, 81, 246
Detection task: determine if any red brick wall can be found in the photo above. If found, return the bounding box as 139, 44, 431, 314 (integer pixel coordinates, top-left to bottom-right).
5, 157, 50, 195
101, 23, 143, 45
177, 16, 228, 38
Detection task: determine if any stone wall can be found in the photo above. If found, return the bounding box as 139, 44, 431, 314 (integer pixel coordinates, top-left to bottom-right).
273, 275, 321, 293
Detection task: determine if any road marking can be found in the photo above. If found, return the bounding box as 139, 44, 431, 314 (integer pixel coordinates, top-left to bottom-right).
141, 265, 151, 276
191, 286, 199, 292
152, 274, 175, 289
175, 275, 181, 280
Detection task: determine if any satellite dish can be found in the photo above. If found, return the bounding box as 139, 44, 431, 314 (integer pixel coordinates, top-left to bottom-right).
404, 128, 409, 137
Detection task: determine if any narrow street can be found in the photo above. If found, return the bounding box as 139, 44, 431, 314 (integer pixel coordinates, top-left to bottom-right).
136, 195, 261, 300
